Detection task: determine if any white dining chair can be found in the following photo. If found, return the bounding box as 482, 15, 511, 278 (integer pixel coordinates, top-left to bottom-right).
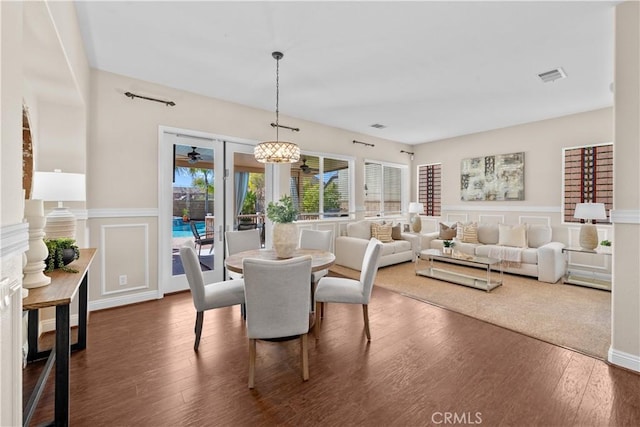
180, 242, 245, 351
242, 255, 312, 389
298, 228, 333, 288
314, 238, 383, 341
225, 228, 262, 280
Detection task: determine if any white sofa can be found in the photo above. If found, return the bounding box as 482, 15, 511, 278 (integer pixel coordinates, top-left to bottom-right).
335, 220, 418, 270
420, 223, 565, 283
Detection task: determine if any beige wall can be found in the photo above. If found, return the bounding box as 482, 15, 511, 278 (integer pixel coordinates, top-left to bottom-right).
412, 108, 613, 243
87, 69, 412, 305
611, 1, 640, 372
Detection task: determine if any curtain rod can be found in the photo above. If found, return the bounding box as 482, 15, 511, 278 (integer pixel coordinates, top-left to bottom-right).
353, 140, 375, 147
270, 123, 300, 132
125, 91, 176, 107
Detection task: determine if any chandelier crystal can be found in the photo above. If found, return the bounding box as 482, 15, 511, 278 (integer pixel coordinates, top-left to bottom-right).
254, 51, 300, 164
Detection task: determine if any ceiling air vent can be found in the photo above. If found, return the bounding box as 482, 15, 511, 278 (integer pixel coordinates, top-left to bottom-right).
370, 123, 387, 129
538, 67, 567, 83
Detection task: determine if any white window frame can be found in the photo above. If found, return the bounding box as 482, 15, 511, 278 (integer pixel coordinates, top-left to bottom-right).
364, 159, 409, 219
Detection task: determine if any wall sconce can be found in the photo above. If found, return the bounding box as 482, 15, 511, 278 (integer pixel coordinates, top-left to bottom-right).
401, 150, 414, 160
31, 170, 86, 239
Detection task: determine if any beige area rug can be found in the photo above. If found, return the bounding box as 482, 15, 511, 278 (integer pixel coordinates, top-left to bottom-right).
330, 261, 611, 359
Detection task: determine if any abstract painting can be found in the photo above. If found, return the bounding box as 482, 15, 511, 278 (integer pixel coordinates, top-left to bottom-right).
461, 152, 524, 201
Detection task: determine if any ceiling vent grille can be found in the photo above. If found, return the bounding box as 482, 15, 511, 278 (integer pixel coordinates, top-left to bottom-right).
538, 67, 567, 83
370, 123, 387, 129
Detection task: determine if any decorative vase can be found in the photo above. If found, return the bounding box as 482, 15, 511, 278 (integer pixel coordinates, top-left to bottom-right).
443, 247, 452, 255
273, 222, 298, 258
23, 199, 51, 289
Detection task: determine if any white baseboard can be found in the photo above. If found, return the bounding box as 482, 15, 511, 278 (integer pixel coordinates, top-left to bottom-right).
608, 346, 640, 372
88, 290, 160, 312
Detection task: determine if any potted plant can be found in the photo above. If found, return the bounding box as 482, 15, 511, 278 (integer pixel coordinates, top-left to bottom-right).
44, 238, 80, 273
442, 240, 455, 255
182, 208, 190, 222
266, 194, 298, 258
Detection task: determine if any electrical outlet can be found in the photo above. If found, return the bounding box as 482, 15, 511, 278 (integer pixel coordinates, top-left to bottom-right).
119, 275, 127, 286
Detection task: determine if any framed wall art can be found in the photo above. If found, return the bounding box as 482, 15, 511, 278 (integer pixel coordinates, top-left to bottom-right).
460, 152, 524, 201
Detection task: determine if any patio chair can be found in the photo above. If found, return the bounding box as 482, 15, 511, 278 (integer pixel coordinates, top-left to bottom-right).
190, 220, 214, 256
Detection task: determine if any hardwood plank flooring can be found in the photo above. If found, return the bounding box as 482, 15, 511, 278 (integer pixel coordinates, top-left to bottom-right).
23, 285, 640, 426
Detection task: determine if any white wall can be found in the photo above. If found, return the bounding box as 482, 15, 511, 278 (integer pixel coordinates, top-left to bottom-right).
610, 0, 640, 372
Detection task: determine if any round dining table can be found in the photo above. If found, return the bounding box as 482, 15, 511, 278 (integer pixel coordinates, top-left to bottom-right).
225, 248, 335, 274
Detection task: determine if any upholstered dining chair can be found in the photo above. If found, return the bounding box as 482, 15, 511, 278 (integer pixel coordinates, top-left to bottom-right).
314, 238, 383, 341
242, 255, 312, 389
179, 242, 245, 351
190, 221, 214, 256
224, 228, 262, 280
299, 229, 333, 284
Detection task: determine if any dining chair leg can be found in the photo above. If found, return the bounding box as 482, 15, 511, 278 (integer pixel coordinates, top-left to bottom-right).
362, 304, 371, 341
194, 311, 204, 351
301, 333, 309, 381
314, 301, 321, 339
248, 338, 256, 389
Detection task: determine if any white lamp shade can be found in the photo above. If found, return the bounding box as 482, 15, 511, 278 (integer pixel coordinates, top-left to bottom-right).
574, 202, 607, 220
31, 171, 86, 202
408, 202, 424, 214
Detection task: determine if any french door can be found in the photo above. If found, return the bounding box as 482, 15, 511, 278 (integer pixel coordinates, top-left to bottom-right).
159, 129, 225, 294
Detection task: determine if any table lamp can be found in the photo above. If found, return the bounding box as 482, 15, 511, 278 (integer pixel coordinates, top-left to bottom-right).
31, 170, 86, 239
574, 202, 607, 250
409, 202, 424, 233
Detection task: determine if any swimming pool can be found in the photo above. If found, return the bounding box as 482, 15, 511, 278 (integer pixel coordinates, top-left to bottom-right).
172, 219, 205, 238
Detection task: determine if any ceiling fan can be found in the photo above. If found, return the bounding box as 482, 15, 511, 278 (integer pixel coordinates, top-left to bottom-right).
187, 146, 201, 164
299, 158, 318, 174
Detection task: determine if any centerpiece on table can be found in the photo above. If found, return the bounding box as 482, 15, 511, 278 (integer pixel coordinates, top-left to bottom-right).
442, 240, 455, 255
266, 195, 298, 258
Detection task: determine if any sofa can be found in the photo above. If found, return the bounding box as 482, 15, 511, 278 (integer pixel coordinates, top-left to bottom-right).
420, 222, 565, 283
335, 220, 419, 270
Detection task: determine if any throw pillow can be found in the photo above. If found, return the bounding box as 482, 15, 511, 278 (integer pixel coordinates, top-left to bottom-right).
371, 223, 393, 243
391, 224, 403, 240
526, 224, 552, 248
457, 222, 479, 243
498, 224, 527, 248
439, 222, 457, 240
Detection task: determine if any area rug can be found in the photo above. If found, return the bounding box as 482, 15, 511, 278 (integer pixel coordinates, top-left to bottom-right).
330, 261, 611, 359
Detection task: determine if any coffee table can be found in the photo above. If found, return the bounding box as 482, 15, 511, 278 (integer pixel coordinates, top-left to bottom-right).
416, 249, 503, 292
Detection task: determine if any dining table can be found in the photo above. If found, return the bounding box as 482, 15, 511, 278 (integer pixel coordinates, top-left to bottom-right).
224, 248, 335, 275
225, 248, 335, 334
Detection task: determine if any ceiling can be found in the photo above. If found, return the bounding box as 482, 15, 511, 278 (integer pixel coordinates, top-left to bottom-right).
74, 1, 617, 145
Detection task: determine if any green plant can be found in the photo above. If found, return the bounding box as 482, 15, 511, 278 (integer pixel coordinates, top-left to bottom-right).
600, 240, 612, 247
182, 208, 189, 217
443, 240, 455, 248
44, 238, 80, 273
266, 195, 298, 223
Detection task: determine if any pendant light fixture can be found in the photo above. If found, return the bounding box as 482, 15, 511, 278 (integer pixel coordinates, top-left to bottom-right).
254, 51, 300, 163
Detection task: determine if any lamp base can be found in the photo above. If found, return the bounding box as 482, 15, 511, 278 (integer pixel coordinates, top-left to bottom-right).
44, 207, 76, 239
579, 223, 598, 251
411, 215, 422, 233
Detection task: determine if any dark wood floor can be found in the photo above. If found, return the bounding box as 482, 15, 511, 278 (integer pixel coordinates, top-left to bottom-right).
24, 285, 640, 426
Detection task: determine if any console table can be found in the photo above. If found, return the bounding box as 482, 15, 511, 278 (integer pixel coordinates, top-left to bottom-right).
22, 248, 96, 427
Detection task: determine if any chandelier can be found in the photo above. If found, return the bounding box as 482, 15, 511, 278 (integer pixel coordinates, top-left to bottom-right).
254, 51, 300, 163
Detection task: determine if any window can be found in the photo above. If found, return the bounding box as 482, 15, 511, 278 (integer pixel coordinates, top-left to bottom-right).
417, 163, 441, 216
563, 143, 613, 223
291, 155, 351, 220
364, 161, 407, 217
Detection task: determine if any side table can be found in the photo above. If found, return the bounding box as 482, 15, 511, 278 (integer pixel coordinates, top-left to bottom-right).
562, 247, 612, 291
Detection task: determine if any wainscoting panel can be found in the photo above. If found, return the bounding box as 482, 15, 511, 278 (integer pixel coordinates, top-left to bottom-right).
445, 213, 469, 223
100, 224, 150, 296
478, 214, 504, 224
519, 216, 551, 226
